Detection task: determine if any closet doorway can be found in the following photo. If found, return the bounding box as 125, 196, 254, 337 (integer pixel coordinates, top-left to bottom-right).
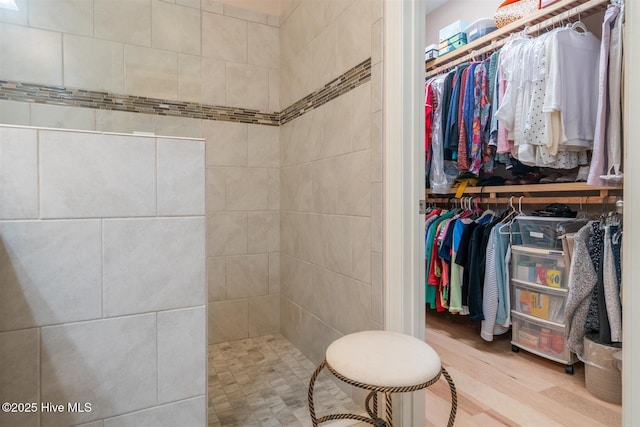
415, 0, 640, 425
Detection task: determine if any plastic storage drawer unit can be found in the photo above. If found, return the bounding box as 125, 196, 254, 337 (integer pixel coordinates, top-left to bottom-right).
515, 216, 586, 250
513, 281, 567, 323
511, 245, 567, 288
511, 311, 577, 371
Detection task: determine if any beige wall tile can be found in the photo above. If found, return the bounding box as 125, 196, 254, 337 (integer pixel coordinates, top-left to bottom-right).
0, 329, 39, 427
40, 315, 156, 426
206, 167, 226, 211
177, 0, 201, 8
63, 35, 124, 93
323, 214, 352, 276
280, 46, 311, 109
248, 22, 279, 69
226, 62, 269, 111
226, 253, 268, 299
96, 110, 155, 134
0, 127, 38, 219
157, 138, 205, 216
280, 297, 302, 349
0, 100, 30, 125
178, 54, 202, 103
352, 217, 371, 283
323, 0, 349, 24
225, 167, 269, 210
371, 252, 383, 324
0, 23, 62, 86
268, 68, 280, 112
0, 0, 27, 25
280, 121, 293, 166
338, 275, 371, 334
336, 150, 371, 217
29, 0, 93, 36
94, 0, 151, 46
351, 82, 372, 151
372, 0, 383, 22
372, 17, 383, 65
336, 0, 371, 73
323, 93, 351, 158
371, 110, 383, 182
280, 0, 323, 60
223, 4, 267, 24
267, 14, 279, 27
125, 45, 178, 100
201, 57, 226, 106
300, 107, 324, 162
152, 0, 201, 55
311, 23, 337, 90
371, 61, 382, 113
103, 218, 206, 317
203, 120, 248, 167
269, 252, 280, 294
39, 131, 155, 218
248, 211, 279, 253
30, 104, 96, 131
157, 307, 206, 404
209, 299, 248, 343
103, 397, 205, 427
312, 157, 337, 214
207, 212, 248, 256
75, 420, 103, 427
298, 303, 342, 366
280, 211, 295, 255
281, 164, 312, 212
202, 12, 247, 63
371, 182, 382, 252
201, 0, 224, 14
0, 220, 101, 332
311, 266, 339, 329
269, 168, 280, 211
280, 253, 313, 310
249, 294, 280, 336
208, 257, 226, 301
153, 115, 202, 138
248, 125, 279, 168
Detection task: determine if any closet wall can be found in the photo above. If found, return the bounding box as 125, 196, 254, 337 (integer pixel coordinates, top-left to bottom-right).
0, 0, 281, 344
279, 0, 384, 366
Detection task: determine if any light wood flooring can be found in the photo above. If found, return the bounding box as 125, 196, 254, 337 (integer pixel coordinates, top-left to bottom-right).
424, 308, 622, 427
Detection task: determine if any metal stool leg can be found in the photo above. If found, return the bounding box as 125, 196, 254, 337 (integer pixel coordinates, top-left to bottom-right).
441, 367, 457, 427
308, 359, 327, 427
385, 392, 393, 427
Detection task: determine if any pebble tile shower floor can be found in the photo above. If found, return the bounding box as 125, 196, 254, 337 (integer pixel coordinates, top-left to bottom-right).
208, 334, 365, 427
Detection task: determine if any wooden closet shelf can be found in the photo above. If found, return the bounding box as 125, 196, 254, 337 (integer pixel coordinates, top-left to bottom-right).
425, 0, 609, 77
426, 183, 623, 205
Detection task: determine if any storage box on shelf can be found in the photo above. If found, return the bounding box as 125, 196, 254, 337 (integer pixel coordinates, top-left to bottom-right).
425, 44, 439, 61
465, 18, 497, 42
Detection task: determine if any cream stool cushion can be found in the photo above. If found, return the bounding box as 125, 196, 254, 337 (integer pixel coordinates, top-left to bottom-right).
325, 330, 442, 388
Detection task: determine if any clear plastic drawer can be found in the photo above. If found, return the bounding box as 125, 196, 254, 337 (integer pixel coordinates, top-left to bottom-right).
511, 311, 572, 363
511, 245, 567, 289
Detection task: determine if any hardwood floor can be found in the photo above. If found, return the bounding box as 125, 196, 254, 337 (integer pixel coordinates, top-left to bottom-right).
424, 308, 622, 427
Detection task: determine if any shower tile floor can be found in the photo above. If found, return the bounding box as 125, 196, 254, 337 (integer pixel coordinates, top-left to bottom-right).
208, 334, 366, 427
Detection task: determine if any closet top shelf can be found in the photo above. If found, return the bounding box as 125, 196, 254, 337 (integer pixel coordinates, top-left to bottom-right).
425, 0, 610, 77
426, 182, 622, 196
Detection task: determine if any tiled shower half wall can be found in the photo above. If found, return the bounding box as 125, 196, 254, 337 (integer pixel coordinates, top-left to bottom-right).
0, 0, 385, 419
0, 126, 207, 426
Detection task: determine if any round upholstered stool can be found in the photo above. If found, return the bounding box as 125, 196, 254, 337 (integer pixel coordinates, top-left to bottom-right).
307, 330, 456, 427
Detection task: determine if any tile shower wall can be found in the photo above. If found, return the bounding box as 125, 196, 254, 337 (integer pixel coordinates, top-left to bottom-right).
0, 126, 206, 427
279, 0, 384, 372
0, 0, 281, 345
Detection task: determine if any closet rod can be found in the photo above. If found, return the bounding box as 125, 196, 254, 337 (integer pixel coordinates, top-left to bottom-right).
426, 195, 621, 205
425, 0, 610, 79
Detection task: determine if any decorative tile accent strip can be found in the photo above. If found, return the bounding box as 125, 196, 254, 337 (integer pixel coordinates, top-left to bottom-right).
0, 58, 371, 127
0, 81, 280, 126
279, 58, 371, 125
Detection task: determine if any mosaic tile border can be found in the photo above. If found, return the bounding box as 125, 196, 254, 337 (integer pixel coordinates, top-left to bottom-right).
279, 58, 371, 125
0, 58, 371, 128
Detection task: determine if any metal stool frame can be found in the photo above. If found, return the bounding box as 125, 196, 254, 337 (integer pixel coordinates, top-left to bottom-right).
308, 359, 457, 427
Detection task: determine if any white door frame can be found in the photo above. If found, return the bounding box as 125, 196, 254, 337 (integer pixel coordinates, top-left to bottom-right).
385, 1, 639, 426
383, 0, 426, 425
622, 1, 638, 424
